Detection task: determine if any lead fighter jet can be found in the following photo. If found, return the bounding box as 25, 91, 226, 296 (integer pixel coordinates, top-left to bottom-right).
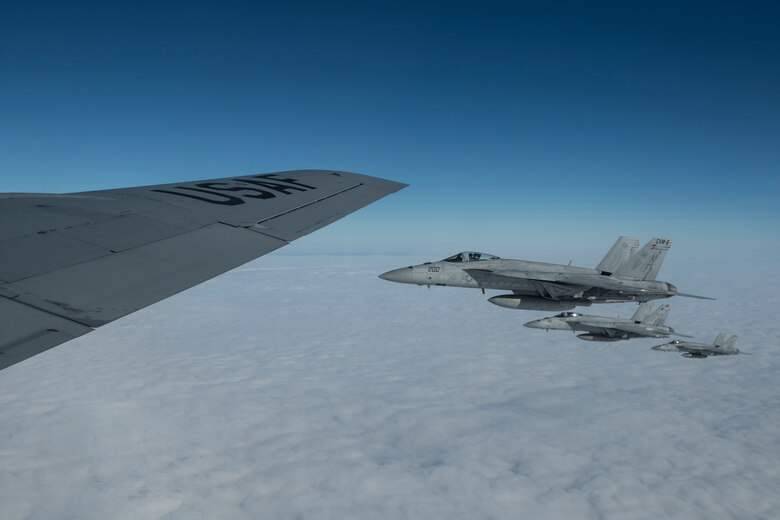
0, 170, 406, 371
652, 334, 746, 358
380, 236, 711, 311
523, 302, 690, 341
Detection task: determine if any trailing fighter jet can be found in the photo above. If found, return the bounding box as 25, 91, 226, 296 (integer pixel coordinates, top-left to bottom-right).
379, 237, 711, 311
652, 334, 747, 358
523, 302, 691, 341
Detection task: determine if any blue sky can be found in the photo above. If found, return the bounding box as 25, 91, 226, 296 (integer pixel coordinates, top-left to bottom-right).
1, 1, 778, 257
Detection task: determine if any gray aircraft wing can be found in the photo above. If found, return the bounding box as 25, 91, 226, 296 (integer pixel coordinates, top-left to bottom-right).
673, 344, 716, 356
606, 322, 668, 338
568, 319, 666, 339
0, 170, 406, 371
465, 268, 677, 296
464, 269, 593, 298
465, 269, 614, 295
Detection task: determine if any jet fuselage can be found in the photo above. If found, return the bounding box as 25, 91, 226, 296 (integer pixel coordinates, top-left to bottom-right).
380, 253, 675, 309
652, 339, 742, 357
524, 313, 674, 340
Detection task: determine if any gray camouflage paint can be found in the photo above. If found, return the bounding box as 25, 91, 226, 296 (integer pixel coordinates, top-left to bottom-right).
523, 302, 682, 342
378, 237, 708, 310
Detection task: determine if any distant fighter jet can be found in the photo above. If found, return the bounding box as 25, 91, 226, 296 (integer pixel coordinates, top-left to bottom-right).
652, 334, 747, 358
523, 302, 691, 342
380, 237, 711, 311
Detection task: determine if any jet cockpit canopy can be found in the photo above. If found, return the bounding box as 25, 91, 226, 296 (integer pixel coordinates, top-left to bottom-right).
442, 251, 500, 263
555, 312, 581, 318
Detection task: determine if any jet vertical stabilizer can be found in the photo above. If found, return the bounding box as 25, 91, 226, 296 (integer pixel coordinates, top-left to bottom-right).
645, 304, 671, 326
596, 236, 640, 275
724, 335, 738, 349
613, 238, 671, 281
630, 302, 655, 323
713, 332, 728, 347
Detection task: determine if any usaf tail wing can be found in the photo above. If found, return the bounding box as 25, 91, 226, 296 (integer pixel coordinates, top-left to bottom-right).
0, 170, 406, 371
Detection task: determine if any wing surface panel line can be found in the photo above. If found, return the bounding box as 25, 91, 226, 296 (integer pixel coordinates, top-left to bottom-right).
255, 182, 363, 224
0, 294, 97, 331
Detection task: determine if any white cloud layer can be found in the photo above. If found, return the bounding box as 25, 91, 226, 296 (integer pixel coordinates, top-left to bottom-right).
1, 254, 778, 520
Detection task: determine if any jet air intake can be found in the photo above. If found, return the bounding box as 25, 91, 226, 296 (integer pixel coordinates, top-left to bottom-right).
488, 295, 586, 311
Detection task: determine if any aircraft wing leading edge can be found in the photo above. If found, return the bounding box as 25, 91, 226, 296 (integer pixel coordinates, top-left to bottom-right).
0, 170, 406, 371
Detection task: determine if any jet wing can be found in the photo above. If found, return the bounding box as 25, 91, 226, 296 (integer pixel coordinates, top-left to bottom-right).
465, 269, 654, 295
464, 269, 590, 296
463, 269, 523, 288
569, 323, 613, 336
607, 323, 668, 338
677, 345, 715, 356
0, 170, 406, 371
564, 319, 663, 338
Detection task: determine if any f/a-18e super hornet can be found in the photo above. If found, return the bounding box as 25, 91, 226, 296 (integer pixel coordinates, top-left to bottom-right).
652, 334, 747, 358
0, 170, 406, 371
523, 302, 692, 342
379, 236, 711, 311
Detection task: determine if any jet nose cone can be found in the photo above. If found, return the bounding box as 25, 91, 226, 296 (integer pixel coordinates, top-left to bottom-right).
379, 267, 414, 284
524, 319, 547, 329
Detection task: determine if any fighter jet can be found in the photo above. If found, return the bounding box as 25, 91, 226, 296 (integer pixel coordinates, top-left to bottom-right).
523, 302, 690, 341
652, 334, 747, 358
379, 236, 711, 311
